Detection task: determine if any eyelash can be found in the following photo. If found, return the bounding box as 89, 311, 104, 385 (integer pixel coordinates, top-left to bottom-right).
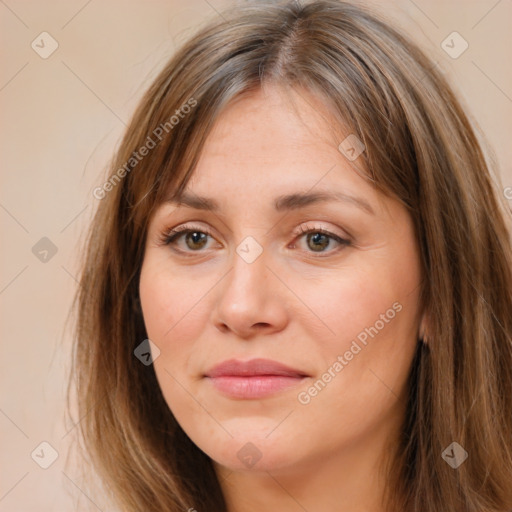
159, 222, 351, 257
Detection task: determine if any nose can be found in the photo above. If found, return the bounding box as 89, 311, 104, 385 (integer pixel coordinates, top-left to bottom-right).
211, 248, 289, 339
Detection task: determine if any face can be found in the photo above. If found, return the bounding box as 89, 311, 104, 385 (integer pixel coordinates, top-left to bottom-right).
139, 85, 423, 476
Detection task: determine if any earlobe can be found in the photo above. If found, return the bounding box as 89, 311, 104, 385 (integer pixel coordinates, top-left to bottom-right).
132, 294, 142, 314
419, 312, 430, 344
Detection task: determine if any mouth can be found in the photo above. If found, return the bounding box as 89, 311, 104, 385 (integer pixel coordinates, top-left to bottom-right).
204, 358, 309, 399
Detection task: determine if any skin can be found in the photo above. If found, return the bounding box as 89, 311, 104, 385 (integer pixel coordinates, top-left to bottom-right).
139, 84, 425, 511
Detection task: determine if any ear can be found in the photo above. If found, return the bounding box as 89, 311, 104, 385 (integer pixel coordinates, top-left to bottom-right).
132, 294, 142, 314
418, 311, 430, 344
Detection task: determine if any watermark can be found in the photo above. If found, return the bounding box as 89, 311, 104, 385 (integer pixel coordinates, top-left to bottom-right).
504, 186, 512, 200
31, 31, 59, 59
442, 442, 468, 469
441, 31, 469, 59
31, 441, 59, 469
32, 237, 58, 263
134, 339, 161, 366
237, 442, 262, 468
93, 97, 197, 200
297, 301, 403, 405
236, 236, 263, 264
338, 134, 365, 161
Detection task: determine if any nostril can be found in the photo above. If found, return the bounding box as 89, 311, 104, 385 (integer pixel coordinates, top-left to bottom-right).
217, 323, 230, 333
253, 322, 271, 329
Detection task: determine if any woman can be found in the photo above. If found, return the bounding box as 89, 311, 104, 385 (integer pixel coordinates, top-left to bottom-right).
72, 1, 512, 510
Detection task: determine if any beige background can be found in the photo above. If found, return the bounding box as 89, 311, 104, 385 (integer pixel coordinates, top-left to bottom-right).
1, 0, 511, 510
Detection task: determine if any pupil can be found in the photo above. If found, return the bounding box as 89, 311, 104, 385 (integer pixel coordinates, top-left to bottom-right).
308, 233, 329, 251
186, 232, 207, 249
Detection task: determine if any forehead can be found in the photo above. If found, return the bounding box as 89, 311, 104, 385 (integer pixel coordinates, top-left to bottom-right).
196, 85, 342, 163
178, 85, 377, 207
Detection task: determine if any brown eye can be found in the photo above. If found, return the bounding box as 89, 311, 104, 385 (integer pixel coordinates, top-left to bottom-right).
161, 227, 214, 252
292, 226, 351, 256
306, 232, 331, 252
184, 231, 208, 250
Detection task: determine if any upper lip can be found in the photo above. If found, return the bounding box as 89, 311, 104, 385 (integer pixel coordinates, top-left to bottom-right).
204, 358, 308, 378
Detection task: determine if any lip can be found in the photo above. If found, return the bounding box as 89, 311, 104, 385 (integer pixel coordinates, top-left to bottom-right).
204, 358, 309, 399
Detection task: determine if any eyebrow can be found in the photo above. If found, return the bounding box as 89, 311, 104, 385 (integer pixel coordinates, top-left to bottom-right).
166, 191, 375, 216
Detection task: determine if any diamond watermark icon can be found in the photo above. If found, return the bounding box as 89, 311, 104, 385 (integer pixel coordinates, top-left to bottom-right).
237, 442, 262, 468
236, 236, 263, 264
31, 441, 59, 469
441, 32, 468, 59
442, 441, 468, 469
338, 134, 365, 161
32, 237, 58, 263
134, 339, 161, 366
31, 32, 59, 59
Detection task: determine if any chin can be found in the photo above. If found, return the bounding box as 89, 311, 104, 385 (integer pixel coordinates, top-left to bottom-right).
192, 428, 301, 473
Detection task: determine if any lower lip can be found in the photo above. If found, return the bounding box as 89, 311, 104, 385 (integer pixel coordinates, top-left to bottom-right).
206, 375, 306, 399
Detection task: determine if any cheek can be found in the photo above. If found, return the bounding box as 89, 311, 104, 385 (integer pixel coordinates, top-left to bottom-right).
307, 261, 420, 400
291, 265, 397, 354
139, 258, 211, 408
139, 258, 212, 343
291, 255, 421, 395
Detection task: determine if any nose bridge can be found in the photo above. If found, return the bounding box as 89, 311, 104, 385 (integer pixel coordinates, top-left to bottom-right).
212, 237, 288, 336
223, 243, 271, 306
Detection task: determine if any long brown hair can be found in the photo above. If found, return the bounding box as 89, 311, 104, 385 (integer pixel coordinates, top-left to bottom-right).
71, 1, 512, 510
